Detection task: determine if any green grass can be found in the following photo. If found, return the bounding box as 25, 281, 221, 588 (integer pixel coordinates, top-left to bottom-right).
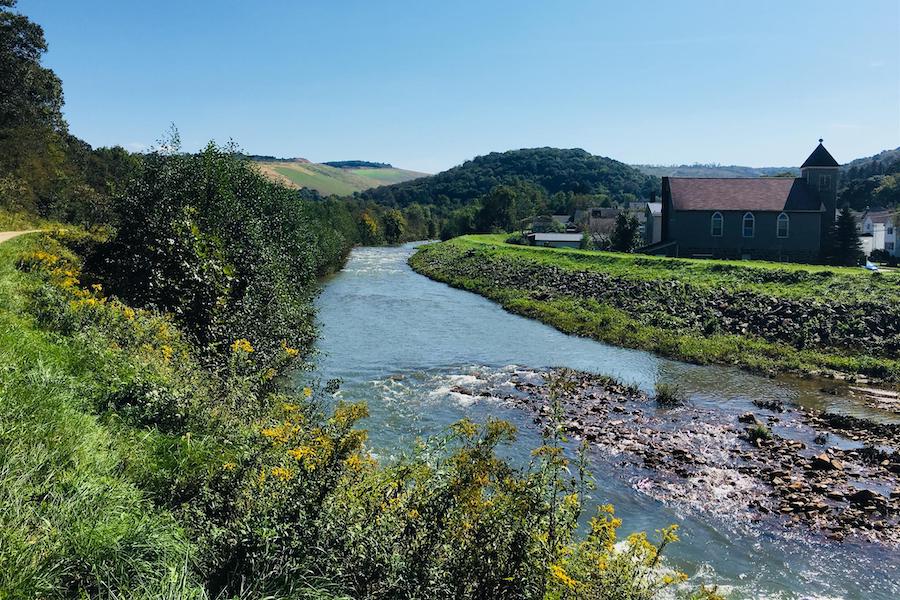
450, 234, 897, 303
0, 235, 204, 598
410, 235, 900, 383
0, 208, 48, 231
258, 161, 425, 196
348, 167, 427, 184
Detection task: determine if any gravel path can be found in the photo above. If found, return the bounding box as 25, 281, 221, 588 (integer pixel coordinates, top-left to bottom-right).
0, 230, 40, 244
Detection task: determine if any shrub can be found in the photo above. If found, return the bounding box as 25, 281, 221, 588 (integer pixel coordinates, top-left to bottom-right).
83, 140, 352, 370
654, 382, 685, 407
747, 423, 772, 442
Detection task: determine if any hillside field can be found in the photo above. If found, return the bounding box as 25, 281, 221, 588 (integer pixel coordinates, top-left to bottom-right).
254, 160, 426, 195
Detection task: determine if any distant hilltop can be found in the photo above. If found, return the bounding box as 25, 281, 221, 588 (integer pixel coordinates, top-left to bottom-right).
249, 155, 427, 196
323, 160, 393, 169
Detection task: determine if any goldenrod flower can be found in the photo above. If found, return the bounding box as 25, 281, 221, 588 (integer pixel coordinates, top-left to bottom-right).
270, 466, 293, 481
231, 338, 254, 353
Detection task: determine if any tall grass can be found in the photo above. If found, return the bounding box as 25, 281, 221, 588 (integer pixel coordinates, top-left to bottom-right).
0, 230, 703, 597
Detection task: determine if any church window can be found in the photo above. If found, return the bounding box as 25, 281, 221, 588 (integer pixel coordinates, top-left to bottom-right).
710, 212, 723, 237
742, 212, 755, 238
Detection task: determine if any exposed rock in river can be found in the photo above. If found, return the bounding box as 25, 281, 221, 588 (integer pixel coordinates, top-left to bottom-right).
467, 368, 900, 547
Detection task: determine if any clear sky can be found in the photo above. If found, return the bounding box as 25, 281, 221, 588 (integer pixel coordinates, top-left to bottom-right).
17, 0, 900, 173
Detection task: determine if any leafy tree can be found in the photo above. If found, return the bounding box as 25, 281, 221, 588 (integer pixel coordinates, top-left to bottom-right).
358, 210, 382, 245
476, 185, 517, 232
382, 208, 406, 244
610, 212, 640, 252
0, 0, 64, 132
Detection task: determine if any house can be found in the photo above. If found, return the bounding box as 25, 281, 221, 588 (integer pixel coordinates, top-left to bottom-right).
647, 141, 839, 262
644, 202, 662, 245
859, 209, 898, 257
527, 232, 583, 248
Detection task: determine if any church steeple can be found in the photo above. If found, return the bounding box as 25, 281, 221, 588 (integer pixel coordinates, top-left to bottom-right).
801, 139, 840, 169
801, 139, 839, 226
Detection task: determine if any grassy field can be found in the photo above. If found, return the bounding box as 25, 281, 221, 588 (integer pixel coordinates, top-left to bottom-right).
255, 160, 426, 195
410, 235, 900, 383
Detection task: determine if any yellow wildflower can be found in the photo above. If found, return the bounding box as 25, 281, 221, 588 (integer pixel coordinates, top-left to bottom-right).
231, 338, 254, 353
123, 307, 136, 320
222, 462, 236, 471
160, 345, 173, 361
282, 340, 300, 358
550, 564, 578, 590
303, 387, 313, 397
270, 466, 293, 481
91, 283, 103, 293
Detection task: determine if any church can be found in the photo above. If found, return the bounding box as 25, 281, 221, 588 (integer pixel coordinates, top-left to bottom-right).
648, 141, 840, 263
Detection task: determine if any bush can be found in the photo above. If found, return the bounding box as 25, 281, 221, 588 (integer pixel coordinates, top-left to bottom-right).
83, 140, 352, 370
654, 382, 685, 407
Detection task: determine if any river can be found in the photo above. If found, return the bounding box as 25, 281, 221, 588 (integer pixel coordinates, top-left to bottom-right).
309, 243, 899, 600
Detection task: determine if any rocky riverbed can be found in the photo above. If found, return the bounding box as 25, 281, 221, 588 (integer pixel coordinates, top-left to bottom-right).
452, 368, 900, 547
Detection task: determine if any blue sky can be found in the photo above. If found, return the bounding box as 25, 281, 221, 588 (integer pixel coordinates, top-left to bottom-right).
17, 0, 900, 173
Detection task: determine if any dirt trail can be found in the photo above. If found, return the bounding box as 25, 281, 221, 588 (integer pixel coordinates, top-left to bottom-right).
0, 230, 40, 244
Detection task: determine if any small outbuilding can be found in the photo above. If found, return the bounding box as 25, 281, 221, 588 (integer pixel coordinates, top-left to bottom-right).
527, 232, 583, 248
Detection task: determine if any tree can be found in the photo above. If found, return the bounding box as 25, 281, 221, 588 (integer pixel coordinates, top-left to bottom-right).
824, 207, 863, 266
382, 209, 406, 244
476, 185, 517, 232
358, 211, 382, 245
0, 0, 64, 133
610, 212, 640, 252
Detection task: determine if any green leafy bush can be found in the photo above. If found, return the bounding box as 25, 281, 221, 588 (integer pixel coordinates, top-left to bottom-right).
84, 140, 352, 369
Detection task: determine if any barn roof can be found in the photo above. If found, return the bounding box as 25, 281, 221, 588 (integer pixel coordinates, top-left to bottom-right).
666, 177, 822, 212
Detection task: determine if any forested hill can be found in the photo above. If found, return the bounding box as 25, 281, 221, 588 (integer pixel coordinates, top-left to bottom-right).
838, 147, 900, 210
362, 147, 658, 208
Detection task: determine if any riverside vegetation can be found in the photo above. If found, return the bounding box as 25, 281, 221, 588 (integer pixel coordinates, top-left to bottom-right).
0, 145, 726, 599
409, 235, 900, 384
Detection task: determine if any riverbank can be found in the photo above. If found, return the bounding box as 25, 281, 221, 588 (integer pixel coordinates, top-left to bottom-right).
1, 228, 698, 597
409, 235, 900, 384
447, 367, 899, 547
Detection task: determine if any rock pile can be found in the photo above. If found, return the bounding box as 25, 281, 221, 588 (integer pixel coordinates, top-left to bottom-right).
465, 368, 900, 547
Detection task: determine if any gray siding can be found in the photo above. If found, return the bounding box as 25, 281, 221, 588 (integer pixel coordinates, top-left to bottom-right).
668, 210, 822, 262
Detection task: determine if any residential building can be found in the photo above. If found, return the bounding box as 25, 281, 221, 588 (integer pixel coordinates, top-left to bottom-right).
859, 209, 898, 257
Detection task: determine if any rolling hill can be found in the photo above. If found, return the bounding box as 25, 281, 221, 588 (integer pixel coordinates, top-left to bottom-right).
362, 147, 658, 208
252, 158, 427, 196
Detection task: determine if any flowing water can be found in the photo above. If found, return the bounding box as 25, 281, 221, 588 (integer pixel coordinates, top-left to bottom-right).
307, 243, 899, 600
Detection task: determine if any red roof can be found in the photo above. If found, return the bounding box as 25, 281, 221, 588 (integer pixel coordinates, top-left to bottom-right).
667, 177, 822, 212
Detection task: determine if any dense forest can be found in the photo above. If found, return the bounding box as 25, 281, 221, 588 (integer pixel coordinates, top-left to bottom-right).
359, 147, 658, 238
363, 147, 658, 208
838, 147, 900, 211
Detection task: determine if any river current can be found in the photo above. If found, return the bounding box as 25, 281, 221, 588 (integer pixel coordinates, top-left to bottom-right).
306, 243, 899, 600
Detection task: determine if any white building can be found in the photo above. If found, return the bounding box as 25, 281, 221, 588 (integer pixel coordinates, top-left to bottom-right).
859, 209, 898, 257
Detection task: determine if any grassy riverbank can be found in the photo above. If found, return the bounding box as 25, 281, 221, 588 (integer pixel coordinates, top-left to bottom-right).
409, 235, 900, 383
0, 235, 704, 596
